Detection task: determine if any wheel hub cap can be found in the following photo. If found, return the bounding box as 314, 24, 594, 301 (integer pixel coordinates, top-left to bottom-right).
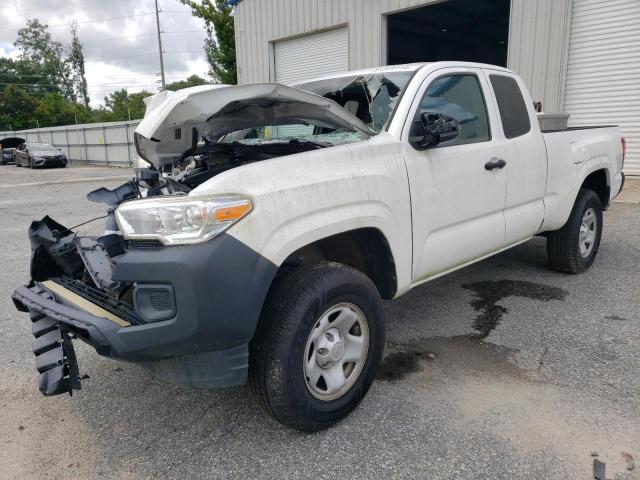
579, 207, 597, 258
316, 328, 345, 367
303, 303, 369, 401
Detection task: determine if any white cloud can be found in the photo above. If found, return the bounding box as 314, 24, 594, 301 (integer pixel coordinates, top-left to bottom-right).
0, 0, 210, 106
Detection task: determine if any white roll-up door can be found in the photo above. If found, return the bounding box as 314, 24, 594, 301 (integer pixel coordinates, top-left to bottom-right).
563, 0, 640, 175
274, 28, 349, 85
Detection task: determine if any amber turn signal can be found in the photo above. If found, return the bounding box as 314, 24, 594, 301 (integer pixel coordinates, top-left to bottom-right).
213, 201, 252, 222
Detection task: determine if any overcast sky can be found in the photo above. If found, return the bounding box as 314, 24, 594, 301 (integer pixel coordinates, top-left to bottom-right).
0, 0, 210, 106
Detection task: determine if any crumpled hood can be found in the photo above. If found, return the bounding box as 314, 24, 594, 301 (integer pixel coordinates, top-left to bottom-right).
134, 83, 375, 168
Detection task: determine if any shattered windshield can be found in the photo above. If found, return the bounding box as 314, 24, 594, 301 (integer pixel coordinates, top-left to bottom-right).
217, 70, 415, 147
296, 71, 415, 132
219, 123, 367, 146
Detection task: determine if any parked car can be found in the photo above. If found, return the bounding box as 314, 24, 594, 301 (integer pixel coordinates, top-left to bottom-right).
12, 62, 625, 432
14, 142, 68, 168
0, 136, 24, 164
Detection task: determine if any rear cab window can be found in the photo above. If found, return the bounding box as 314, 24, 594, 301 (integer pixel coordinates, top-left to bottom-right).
489, 74, 531, 139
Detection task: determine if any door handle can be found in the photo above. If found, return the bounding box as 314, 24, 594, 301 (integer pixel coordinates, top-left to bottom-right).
485, 158, 507, 170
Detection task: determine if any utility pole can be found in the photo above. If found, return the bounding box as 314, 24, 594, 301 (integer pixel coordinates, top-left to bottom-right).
154, 0, 166, 91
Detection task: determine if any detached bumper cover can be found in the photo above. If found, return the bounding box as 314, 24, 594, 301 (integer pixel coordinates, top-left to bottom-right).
12, 232, 278, 391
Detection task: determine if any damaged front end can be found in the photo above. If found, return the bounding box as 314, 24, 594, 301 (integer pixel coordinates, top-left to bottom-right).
13, 182, 145, 396
12, 172, 266, 396
12, 80, 388, 397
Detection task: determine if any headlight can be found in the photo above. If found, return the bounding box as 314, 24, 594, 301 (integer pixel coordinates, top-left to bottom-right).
115, 195, 252, 245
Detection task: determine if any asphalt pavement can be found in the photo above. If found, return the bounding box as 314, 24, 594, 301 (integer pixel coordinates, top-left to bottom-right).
0, 165, 638, 479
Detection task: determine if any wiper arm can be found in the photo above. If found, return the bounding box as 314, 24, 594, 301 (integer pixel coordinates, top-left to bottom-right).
288, 139, 332, 148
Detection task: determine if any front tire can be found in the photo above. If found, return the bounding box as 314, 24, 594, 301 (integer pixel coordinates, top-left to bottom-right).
547, 188, 603, 273
250, 262, 385, 432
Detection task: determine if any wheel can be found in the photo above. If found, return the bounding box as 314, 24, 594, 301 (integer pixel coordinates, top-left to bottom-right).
250, 262, 385, 432
547, 188, 603, 273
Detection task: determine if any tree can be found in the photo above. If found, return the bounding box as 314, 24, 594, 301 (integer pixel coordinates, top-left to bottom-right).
102, 89, 153, 121
179, 0, 237, 84
166, 74, 209, 91
68, 22, 90, 107
0, 85, 38, 130
14, 18, 74, 101
34, 92, 92, 126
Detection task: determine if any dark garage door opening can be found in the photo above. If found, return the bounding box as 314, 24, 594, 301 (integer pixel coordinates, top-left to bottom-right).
387, 0, 511, 67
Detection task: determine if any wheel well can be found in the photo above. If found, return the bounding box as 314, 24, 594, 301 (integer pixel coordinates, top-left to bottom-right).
581, 169, 609, 207
279, 228, 398, 300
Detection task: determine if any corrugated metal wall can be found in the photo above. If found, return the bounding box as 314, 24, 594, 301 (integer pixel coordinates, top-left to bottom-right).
234, 0, 571, 112
0, 121, 140, 167
507, 0, 572, 113
563, 0, 640, 175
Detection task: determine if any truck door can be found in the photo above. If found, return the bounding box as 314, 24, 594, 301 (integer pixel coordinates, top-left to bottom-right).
401, 67, 508, 283
484, 72, 547, 243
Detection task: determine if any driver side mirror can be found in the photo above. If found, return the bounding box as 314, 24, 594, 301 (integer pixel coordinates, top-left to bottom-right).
409, 112, 460, 150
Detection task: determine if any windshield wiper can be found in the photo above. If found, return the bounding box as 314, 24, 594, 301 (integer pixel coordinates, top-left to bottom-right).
287, 139, 332, 148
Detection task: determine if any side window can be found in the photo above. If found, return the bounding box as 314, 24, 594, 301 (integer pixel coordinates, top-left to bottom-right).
489, 74, 531, 139
415, 74, 491, 146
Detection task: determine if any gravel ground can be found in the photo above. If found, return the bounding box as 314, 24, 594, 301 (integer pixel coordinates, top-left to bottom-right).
0, 165, 638, 480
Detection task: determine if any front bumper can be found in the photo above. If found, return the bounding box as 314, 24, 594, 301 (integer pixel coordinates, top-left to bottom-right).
33, 156, 67, 167
12, 233, 278, 393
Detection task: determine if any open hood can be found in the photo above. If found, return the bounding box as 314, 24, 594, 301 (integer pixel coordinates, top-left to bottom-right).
134, 83, 375, 168
0, 137, 25, 149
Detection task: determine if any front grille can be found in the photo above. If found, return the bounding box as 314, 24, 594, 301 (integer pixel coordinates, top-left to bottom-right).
51, 277, 145, 325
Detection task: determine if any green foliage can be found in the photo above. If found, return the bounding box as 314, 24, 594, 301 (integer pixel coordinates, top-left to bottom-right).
0, 16, 218, 131
34, 93, 93, 125
179, 0, 237, 84
99, 89, 153, 122
68, 22, 90, 107
166, 74, 209, 91
0, 85, 38, 130
14, 18, 74, 101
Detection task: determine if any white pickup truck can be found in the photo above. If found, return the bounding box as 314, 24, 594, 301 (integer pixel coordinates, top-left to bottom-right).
13, 62, 625, 432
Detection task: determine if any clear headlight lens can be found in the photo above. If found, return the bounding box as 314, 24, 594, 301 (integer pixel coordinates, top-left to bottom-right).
115, 195, 252, 245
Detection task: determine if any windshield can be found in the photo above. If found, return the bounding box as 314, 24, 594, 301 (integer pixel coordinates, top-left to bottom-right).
30, 144, 59, 153
217, 70, 414, 147
296, 71, 415, 132
219, 121, 367, 147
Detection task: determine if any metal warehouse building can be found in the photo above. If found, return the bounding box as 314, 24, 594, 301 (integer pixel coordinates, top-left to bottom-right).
231, 0, 640, 175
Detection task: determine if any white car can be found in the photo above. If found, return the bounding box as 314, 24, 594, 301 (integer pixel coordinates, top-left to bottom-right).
13, 62, 625, 431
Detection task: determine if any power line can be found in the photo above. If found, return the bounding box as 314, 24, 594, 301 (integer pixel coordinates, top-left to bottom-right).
80, 30, 204, 44
84, 50, 204, 63
46, 10, 193, 28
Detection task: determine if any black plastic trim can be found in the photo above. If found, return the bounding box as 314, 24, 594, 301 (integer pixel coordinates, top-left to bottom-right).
13, 233, 278, 363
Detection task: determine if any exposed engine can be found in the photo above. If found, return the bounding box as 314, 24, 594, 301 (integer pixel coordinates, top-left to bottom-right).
25, 137, 328, 314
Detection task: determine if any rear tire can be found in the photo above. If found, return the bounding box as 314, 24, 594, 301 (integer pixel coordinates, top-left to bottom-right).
249, 262, 385, 432
547, 188, 603, 273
